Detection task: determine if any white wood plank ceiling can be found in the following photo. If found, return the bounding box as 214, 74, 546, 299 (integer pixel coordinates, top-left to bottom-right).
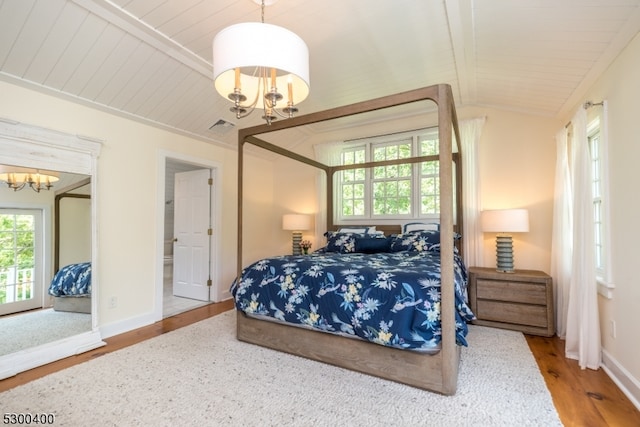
1, 0, 639, 148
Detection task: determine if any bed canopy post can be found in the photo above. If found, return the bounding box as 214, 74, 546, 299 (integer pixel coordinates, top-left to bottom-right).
236, 135, 245, 281
437, 84, 460, 394
326, 167, 335, 232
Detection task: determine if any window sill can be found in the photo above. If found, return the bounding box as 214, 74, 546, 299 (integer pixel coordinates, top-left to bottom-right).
597, 278, 615, 299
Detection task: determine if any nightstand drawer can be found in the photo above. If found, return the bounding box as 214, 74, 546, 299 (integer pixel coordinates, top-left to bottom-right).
476, 300, 548, 328
476, 279, 547, 305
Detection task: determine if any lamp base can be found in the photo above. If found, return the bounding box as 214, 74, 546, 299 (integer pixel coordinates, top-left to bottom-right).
291, 231, 302, 256
495, 235, 515, 273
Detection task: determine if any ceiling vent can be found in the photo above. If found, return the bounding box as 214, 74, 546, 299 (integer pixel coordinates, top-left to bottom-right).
208, 118, 235, 135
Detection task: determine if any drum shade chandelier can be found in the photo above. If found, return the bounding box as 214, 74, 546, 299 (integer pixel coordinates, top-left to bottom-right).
212, 0, 310, 125
0, 166, 59, 193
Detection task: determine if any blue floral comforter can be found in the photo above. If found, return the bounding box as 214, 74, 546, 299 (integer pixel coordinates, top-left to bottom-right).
231, 251, 475, 352
48, 262, 92, 297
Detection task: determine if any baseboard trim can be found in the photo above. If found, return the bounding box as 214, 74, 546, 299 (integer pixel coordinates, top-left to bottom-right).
602, 349, 640, 411
0, 330, 105, 380
99, 312, 156, 339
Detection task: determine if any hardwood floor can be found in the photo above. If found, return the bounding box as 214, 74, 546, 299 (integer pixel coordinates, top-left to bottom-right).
1, 300, 638, 426
525, 334, 640, 427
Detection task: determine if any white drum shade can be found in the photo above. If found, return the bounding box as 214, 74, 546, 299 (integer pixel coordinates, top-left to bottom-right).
213, 22, 310, 107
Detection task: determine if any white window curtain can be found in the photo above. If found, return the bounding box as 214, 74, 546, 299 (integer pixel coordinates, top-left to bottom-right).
551, 128, 572, 339
459, 117, 486, 266
553, 107, 601, 370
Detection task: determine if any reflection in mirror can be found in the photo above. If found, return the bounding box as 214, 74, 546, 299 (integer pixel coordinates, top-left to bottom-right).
0, 164, 91, 357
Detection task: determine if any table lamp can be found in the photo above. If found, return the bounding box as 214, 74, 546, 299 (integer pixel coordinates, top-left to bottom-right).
481, 209, 529, 273
282, 214, 311, 255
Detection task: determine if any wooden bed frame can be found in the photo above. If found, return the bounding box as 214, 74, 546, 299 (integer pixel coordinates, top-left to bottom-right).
236, 84, 463, 395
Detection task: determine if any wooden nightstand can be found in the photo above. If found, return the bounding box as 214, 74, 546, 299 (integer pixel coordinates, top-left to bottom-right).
468, 266, 555, 337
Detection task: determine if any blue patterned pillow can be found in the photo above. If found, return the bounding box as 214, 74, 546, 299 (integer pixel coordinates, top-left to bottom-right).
389, 230, 441, 252
323, 231, 365, 253
390, 230, 460, 252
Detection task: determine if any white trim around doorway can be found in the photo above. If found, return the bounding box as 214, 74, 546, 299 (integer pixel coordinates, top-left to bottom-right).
154, 150, 223, 323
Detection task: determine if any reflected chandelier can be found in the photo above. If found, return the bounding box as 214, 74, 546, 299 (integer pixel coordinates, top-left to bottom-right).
212, 0, 310, 125
0, 167, 59, 193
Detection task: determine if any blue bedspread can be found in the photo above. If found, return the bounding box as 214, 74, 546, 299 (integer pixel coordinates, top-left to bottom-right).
231, 251, 475, 351
48, 262, 92, 297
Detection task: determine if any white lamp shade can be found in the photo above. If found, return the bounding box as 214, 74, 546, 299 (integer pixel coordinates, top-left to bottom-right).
481, 209, 529, 233
282, 214, 311, 231
213, 22, 310, 106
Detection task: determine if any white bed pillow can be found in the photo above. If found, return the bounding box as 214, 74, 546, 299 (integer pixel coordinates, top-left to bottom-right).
403, 222, 439, 233
338, 226, 377, 234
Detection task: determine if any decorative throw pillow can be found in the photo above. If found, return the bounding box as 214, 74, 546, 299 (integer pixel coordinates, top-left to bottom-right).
389, 230, 441, 252
354, 236, 391, 254
390, 230, 461, 252
323, 231, 366, 253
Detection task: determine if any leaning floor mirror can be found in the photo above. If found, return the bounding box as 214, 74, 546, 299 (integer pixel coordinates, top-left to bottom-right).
0, 118, 103, 380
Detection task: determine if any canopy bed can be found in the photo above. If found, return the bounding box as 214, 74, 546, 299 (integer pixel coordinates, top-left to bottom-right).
232, 84, 468, 395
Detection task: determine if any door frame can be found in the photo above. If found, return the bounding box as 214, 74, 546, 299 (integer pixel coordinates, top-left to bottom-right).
154, 150, 222, 322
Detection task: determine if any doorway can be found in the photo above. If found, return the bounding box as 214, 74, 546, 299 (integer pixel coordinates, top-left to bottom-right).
159, 155, 220, 319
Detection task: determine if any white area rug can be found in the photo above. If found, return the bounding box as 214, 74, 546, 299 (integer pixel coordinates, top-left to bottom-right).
0, 311, 562, 426
0, 308, 91, 356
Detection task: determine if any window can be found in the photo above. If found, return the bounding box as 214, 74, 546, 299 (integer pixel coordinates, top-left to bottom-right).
337, 128, 447, 222
371, 139, 412, 215
340, 146, 366, 217
587, 118, 610, 287
586, 113, 615, 299
419, 133, 440, 215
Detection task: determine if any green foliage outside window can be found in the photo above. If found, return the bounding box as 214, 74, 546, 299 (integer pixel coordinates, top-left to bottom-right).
0, 213, 36, 304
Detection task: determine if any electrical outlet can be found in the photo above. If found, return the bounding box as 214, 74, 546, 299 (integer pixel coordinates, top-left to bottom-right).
108, 296, 118, 309
610, 320, 616, 338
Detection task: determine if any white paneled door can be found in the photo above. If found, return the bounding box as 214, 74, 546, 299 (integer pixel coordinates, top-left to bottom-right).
173, 169, 212, 301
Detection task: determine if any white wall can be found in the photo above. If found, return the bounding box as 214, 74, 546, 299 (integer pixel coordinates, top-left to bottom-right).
471, 106, 559, 273
59, 197, 91, 266
574, 31, 640, 404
